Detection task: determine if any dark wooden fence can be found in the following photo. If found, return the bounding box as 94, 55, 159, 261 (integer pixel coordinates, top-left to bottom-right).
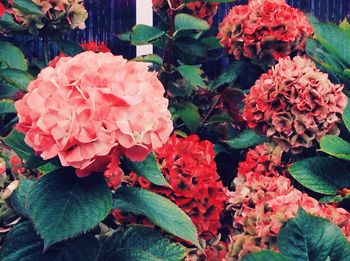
8, 0, 350, 61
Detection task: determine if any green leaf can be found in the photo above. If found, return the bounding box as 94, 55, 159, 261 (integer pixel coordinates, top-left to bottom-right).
0, 99, 16, 115
11, 178, 35, 216
175, 38, 207, 58
0, 42, 28, 71
225, 129, 267, 149
55, 40, 85, 56
277, 209, 350, 261
201, 36, 222, 50
105, 249, 160, 261
1, 221, 101, 261
125, 153, 169, 187
130, 25, 165, 45
3, 130, 34, 160
133, 54, 163, 65
175, 102, 201, 133
0, 13, 26, 32
47, 234, 100, 261
320, 135, 350, 160
113, 187, 200, 249
174, 14, 210, 32
308, 15, 350, 66
13, 0, 43, 16
27, 169, 112, 248
176, 65, 206, 89
288, 157, 350, 195
0, 68, 33, 91
343, 100, 350, 133
99, 225, 187, 261
241, 250, 291, 261
209, 61, 246, 90
0, 221, 44, 261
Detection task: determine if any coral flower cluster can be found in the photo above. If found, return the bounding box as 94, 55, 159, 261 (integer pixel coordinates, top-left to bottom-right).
15, 51, 173, 177
117, 135, 228, 238
243, 56, 347, 153
218, 0, 313, 66
152, 0, 218, 25
227, 143, 350, 259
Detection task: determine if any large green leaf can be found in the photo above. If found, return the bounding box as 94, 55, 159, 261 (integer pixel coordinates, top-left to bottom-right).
308, 16, 350, 66
176, 65, 206, 89
133, 54, 163, 65
0, 99, 16, 115
320, 135, 350, 160
277, 209, 350, 261
13, 0, 43, 16
0, 221, 101, 261
0, 42, 28, 71
343, 101, 350, 133
27, 169, 112, 248
288, 157, 350, 195
125, 153, 169, 187
3, 130, 34, 160
174, 14, 210, 32
129, 25, 165, 45
0, 221, 44, 261
241, 251, 291, 261
225, 129, 267, 149
0, 13, 25, 32
105, 249, 160, 261
113, 187, 200, 249
0, 68, 33, 91
209, 61, 246, 90
46, 234, 100, 261
11, 178, 35, 216
174, 102, 201, 133
99, 226, 187, 261
55, 40, 85, 57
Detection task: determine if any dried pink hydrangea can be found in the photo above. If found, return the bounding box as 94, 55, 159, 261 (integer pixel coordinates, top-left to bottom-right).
217, 0, 313, 66
15, 51, 173, 177
243, 56, 347, 153
227, 143, 350, 259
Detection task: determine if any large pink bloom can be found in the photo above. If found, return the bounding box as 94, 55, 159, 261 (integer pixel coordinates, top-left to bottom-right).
15, 51, 173, 177
243, 56, 347, 153
227, 143, 350, 259
218, 0, 313, 66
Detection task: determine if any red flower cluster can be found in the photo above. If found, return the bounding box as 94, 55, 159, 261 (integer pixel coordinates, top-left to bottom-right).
152, 0, 218, 25
243, 56, 347, 153
49, 41, 110, 67
0, 0, 12, 17
218, 0, 313, 66
227, 143, 350, 259
117, 135, 228, 238
80, 41, 110, 53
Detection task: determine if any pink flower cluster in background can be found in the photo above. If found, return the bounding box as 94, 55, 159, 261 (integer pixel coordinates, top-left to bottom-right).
227, 143, 350, 259
218, 0, 313, 66
15, 51, 173, 177
243, 56, 347, 153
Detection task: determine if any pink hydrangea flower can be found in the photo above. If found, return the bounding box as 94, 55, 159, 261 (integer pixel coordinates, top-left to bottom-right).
227, 143, 350, 259
15, 51, 173, 177
243, 56, 347, 153
218, 0, 313, 66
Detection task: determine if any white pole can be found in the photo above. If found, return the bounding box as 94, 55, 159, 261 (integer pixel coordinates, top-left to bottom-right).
136, 0, 153, 56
